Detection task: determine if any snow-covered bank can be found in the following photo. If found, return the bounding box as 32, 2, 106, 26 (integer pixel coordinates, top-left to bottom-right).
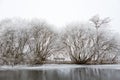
1, 64, 120, 70
0, 64, 83, 70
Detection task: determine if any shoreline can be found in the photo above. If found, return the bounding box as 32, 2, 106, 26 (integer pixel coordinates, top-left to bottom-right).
0, 64, 120, 70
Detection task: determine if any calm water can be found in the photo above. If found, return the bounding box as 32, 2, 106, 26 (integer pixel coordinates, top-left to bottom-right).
0, 67, 120, 80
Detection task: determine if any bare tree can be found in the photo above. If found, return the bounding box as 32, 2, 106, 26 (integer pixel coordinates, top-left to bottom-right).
0, 27, 30, 65
61, 16, 120, 64
61, 24, 95, 64
90, 15, 120, 64
0, 19, 57, 65
0, 19, 30, 65
27, 21, 56, 64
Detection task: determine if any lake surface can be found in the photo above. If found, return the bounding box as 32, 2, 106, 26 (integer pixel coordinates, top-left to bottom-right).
0, 66, 120, 80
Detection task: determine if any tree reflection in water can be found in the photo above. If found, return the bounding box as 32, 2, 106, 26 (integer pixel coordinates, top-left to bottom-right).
0, 68, 120, 80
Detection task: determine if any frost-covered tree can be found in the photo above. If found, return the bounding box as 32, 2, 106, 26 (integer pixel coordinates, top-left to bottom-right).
0, 19, 30, 65
61, 24, 95, 64
90, 15, 120, 63
61, 16, 120, 64
0, 19, 57, 65
27, 21, 57, 64
0, 27, 29, 65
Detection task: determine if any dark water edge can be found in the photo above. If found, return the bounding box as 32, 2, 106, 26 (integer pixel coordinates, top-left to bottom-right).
0, 68, 120, 80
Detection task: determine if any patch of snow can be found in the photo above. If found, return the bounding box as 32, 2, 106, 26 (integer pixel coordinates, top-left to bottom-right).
84, 64, 120, 70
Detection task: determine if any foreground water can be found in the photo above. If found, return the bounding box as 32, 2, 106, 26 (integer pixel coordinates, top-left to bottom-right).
0, 65, 120, 80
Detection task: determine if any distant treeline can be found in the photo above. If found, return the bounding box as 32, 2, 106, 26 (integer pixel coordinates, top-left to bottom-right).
0, 15, 119, 65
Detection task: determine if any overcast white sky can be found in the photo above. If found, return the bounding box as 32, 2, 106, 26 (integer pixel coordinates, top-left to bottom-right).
0, 0, 120, 32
